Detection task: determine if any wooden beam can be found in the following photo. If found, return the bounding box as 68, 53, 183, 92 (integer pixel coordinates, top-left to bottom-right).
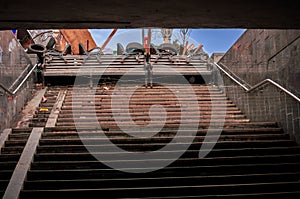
182, 41, 188, 56
188, 44, 194, 51
194, 44, 204, 54
3, 127, 43, 199
101, 28, 118, 51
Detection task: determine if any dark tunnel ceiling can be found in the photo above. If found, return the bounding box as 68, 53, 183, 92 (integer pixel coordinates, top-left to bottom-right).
0, 0, 299, 29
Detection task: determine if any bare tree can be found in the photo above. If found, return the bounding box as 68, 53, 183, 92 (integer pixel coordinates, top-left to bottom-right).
180, 29, 192, 48
170, 29, 192, 54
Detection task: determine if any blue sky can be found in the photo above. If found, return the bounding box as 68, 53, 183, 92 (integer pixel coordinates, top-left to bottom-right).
89, 29, 245, 56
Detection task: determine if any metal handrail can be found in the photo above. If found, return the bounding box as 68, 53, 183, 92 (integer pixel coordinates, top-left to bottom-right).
214, 62, 249, 90
0, 64, 37, 96
218, 62, 251, 88
214, 62, 300, 103
247, 79, 300, 102
9, 64, 31, 91
0, 83, 13, 96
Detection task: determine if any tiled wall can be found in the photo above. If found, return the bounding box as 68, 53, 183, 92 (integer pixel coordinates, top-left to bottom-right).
217, 29, 300, 144
219, 29, 300, 96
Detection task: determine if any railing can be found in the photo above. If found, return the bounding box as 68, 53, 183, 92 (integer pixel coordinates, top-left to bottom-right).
0, 64, 37, 96
0, 30, 37, 132
247, 79, 300, 102
217, 62, 251, 89
215, 63, 300, 102
0, 30, 35, 96
214, 62, 300, 144
214, 62, 249, 90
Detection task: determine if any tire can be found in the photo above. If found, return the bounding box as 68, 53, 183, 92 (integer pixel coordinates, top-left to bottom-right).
62, 44, 72, 55
158, 43, 178, 54
46, 36, 56, 49
78, 43, 88, 55
150, 43, 158, 54
188, 76, 196, 84
126, 42, 144, 53
117, 43, 125, 55
27, 44, 46, 55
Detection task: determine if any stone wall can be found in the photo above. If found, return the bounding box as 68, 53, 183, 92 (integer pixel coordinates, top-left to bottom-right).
219, 29, 300, 96
217, 29, 300, 144
211, 53, 224, 63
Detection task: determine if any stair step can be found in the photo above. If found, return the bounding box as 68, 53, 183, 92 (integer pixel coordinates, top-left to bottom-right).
10, 128, 32, 133
150, 191, 300, 199
20, 181, 300, 198
24, 172, 300, 190
43, 122, 279, 131
58, 111, 244, 117
34, 146, 300, 161
1, 147, 27, 154
30, 154, 300, 170
27, 162, 300, 180
61, 107, 241, 112
0, 161, 18, 170
32, 134, 289, 147
65, 103, 237, 109
2, 84, 298, 198
65, 96, 228, 102
29, 123, 46, 127
0, 180, 9, 190
8, 134, 31, 140
0, 154, 21, 161
55, 120, 252, 127
34, 134, 289, 145
33, 140, 297, 153
56, 115, 247, 122
0, 170, 14, 180
41, 128, 283, 139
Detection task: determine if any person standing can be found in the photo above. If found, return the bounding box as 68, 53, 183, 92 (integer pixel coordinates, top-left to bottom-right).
143, 30, 153, 88
144, 52, 153, 88
35, 52, 45, 87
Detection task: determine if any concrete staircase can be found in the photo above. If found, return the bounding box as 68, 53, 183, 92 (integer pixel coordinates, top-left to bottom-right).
44, 55, 212, 77
1, 84, 300, 198
29, 87, 62, 127
0, 128, 32, 196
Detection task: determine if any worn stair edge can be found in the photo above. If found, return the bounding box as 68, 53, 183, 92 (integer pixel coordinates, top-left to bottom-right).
3, 128, 43, 199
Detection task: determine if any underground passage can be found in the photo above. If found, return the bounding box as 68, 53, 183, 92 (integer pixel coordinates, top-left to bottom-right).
0, 26, 300, 198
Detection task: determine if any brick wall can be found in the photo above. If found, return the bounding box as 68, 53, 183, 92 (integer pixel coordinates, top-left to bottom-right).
219, 29, 300, 96
217, 29, 300, 144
